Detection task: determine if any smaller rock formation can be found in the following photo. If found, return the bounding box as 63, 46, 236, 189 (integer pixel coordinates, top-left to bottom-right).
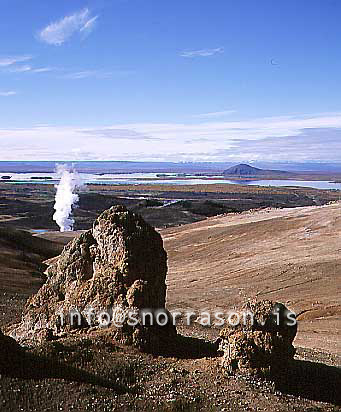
9, 206, 176, 353
218, 300, 297, 374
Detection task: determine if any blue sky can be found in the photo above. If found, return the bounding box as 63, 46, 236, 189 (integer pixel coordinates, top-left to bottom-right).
1, 0, 341, 162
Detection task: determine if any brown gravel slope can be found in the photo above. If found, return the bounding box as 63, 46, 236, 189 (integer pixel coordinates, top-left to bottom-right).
163, 202, 341, 356
0, 204, 340, 411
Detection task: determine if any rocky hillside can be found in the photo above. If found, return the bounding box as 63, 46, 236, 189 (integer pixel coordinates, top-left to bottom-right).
223, 163, 292, 177
0, 204, 340, 410
163, 202, 341, 356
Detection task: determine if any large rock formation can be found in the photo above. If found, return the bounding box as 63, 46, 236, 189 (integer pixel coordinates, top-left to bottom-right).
218, 300, 297, 374
10, 206, 175, 352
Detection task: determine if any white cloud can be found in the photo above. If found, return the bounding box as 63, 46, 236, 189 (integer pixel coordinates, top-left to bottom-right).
193, 110, 236, 118
2, 112, 341, 161
6, 65, 54, 74
79, 15, 98, 34
32, 67, 53, 73
3, 63, 116, 79
0, 55, 53, 74
61, 70, 112, 79
7, 65, 32, 73
0, 91, 17, 96
6, 65, 53, 74
38, 8, 98, 45
180, 47, 224, 57
60, 69, 132, 79
0, 55, 32, 67
218, 128, 341, 162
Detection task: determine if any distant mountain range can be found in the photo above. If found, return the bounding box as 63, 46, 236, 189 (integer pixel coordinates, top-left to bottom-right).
223, 164, 292, 177
1, 161, 341, 174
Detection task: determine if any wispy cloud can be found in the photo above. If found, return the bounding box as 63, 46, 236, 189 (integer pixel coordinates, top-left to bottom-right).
61, 70, 112, 79
7, 65, 32, 73
79, 15, 98, 34
80, 128, 157, 140
5, 65, 53, 73
0, 91, 17, 96
217, 128, 341, 162
180, 47, 224, 58
0, 55, 53, 74
32, 67, 53, 73
2, 113, 341, 161
38, 8, 98, 45
61, 68, 133, 79
0, 55, 32, 67
3, 62, 117, 79
193, 110, 236, 118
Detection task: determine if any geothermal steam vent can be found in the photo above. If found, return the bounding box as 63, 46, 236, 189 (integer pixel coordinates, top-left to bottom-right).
53, 164, 81, 232
11, 206, 175, 352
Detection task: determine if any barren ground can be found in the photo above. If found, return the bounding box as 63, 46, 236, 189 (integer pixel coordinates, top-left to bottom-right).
163, 202, 341, 356
0, 197, 340, 411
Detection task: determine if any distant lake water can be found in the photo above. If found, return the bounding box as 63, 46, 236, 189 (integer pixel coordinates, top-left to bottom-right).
227, 179, 341, 190
1, 172, 341, 190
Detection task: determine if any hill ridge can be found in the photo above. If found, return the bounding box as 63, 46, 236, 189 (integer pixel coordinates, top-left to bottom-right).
224, 163, 292, 177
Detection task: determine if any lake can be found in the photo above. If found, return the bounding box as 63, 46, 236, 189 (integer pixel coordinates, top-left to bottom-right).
1, 172, 341, 190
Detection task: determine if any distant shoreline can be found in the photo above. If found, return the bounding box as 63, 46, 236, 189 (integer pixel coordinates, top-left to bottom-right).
1, 160, 341, 176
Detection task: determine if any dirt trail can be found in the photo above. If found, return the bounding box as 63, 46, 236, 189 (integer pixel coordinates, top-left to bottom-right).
162, 202, 341, 355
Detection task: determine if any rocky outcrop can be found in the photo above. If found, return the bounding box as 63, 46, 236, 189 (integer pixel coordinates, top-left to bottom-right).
10, 205, 175, 352
223, 163, 292, 177
218, 300, 297, 374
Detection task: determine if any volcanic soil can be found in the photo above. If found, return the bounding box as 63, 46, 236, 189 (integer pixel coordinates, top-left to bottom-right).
164, 202, 341, 356
0, 202, 340, 411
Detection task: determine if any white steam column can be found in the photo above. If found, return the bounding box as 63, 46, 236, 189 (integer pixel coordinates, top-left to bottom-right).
53, 164, 82, 232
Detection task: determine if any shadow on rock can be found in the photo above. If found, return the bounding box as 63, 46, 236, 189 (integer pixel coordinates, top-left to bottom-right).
272, 359, 341, 406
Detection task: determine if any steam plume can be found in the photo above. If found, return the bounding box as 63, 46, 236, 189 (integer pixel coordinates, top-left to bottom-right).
53, 164, 82, 232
